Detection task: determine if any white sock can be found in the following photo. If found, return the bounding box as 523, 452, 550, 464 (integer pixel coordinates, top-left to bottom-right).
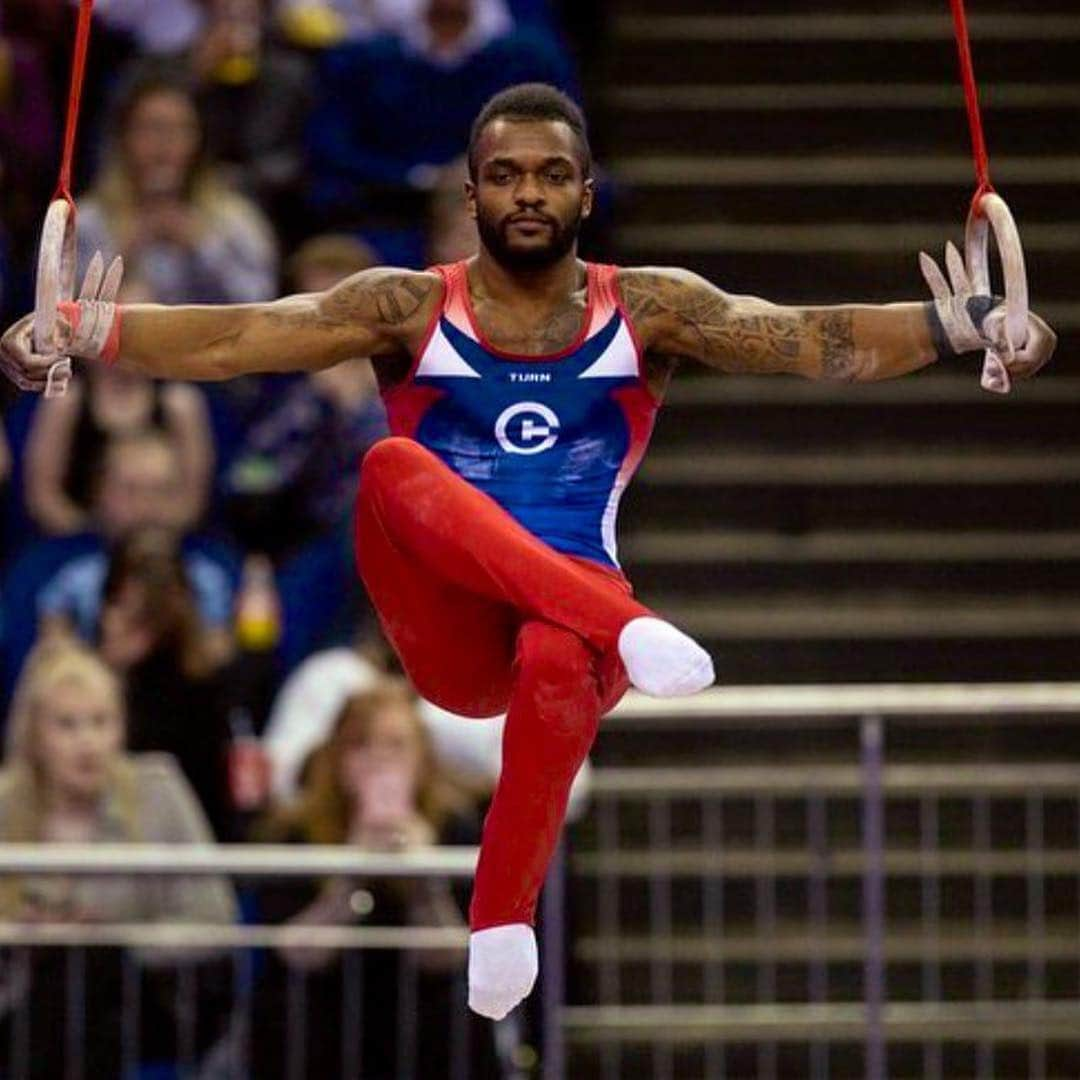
618, 616, 716, 697
468, 923, 538, 1020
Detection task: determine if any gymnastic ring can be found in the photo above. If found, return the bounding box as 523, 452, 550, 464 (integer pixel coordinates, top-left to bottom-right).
34, 198, 77, 397
964, 191, 1029, 356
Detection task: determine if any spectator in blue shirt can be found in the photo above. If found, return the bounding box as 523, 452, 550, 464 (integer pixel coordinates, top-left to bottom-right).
306, 0, 574, 222
35, 430, 238, 647
0, 430, 238, 704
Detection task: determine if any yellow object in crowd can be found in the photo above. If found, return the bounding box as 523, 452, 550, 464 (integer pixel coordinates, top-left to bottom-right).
277, 4, 347, 50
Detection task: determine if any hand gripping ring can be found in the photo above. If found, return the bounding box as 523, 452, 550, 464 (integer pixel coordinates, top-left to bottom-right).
33, 199, 77, 398
964, 191, 1029, 358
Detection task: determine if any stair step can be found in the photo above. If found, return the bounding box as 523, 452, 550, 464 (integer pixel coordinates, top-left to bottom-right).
662, 374, 1080, 406
624, 529, 1080, 565
621, 599, 1080, 680
574, 848, 1080, 878
570, 878, 1080, 937
641, 449, 1080, 487
620, 219, 1080, 254
609, 95, 1073, 158
626, 478, 1080, 533
662, 595, 1080, 639
578, 924, 1080, 963
623, 531, 1080, 596
562, 999, 1080, 1042
654, 373, 1080, 442
641, 638, 1080, 684
615, 13, 1080, 44
614, 160, 1078, 224
611, 22, 1079, 85
617, 0, 1077, 12
610, 83, 1080, 112
615, 154, 1080, 186
613, 133, 1064, 170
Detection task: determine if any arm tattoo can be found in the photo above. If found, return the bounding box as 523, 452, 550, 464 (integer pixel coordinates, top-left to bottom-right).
305, 271, 434, 331
621, 271, 803, 373
812, 310, 858, 381
623, 270, 862, 380
710, 315, 801, 373
372, 277, 431, 325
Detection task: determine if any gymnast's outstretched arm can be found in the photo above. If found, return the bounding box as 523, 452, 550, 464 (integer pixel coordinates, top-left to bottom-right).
618, 266, 1056, 383
0, 268, 442, 390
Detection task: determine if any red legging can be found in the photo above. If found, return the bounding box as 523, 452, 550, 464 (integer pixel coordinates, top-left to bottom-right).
354, 437, 652, 929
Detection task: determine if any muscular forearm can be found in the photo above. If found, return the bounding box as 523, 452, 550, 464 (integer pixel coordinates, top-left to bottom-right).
115, 295, 344, 380
621, 269, 942, 382
2, 266, 434, 393
805, 302, 938, 382
107, 269, 431, 380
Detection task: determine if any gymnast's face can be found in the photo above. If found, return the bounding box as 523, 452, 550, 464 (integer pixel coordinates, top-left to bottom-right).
467, 119, 594, 271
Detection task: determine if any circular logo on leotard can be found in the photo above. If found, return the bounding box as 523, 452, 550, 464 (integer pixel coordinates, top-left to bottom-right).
495, 402, 561, 455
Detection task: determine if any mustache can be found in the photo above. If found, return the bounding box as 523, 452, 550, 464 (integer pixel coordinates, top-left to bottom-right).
502, 211, 559, 229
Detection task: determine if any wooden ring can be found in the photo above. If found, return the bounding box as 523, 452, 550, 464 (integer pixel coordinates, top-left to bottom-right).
964, 192, 1029, 354
34, 199, 77, 397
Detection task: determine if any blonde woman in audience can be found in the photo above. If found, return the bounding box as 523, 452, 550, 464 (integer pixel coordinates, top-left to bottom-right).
0, 638, 238, 1077
76, 70, 277, 305
0, 637, 236, 921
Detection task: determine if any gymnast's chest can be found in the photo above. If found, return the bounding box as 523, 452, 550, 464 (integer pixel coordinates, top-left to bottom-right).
405, 310, 646, 475
416, 356, 610, 453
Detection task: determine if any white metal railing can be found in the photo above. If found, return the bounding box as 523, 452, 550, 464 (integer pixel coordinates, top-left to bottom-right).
0, 924, 469, 950
0, 844, 493, 1080
576, 683, 1080, 1080
0, 843, 477, 877
608, 683, 1080, 723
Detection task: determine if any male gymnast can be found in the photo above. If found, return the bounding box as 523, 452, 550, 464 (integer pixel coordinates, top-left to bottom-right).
0, 84, 1056, 1020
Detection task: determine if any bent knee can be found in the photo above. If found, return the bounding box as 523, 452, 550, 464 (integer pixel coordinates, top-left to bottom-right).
516, 622, 594, 687
360, 436, 431, 487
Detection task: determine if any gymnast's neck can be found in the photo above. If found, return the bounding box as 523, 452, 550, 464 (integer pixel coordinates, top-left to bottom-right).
468, 247, 586, 308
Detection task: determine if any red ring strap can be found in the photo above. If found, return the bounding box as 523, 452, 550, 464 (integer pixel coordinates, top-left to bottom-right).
948, 0, 994, 211
54, 0, 95, 207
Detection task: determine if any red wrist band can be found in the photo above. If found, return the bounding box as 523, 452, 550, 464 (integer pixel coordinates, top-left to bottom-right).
57, 300, 123, 365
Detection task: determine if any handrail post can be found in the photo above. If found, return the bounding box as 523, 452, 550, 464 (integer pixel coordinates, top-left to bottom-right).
542, 838, 567, 1080
861, 714, 886, 1080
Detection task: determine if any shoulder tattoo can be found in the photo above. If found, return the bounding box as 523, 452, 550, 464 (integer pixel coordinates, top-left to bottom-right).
621, 271, 799, 373
371, 276, 433, 326
314, 272, 436, 331
623, 271, 859, 379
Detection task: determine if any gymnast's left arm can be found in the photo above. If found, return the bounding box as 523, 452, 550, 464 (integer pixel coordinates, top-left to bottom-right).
618, 267, 1056, 382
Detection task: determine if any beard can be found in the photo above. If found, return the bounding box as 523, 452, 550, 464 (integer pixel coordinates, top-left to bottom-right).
476, 204, 583, 271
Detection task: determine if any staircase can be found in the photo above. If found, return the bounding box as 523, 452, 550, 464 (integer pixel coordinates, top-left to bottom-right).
601, 2, 1080, 684
558, 6, 1080, 1078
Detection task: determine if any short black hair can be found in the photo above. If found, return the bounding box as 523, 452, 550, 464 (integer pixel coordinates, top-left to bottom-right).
468, 83, 591, 181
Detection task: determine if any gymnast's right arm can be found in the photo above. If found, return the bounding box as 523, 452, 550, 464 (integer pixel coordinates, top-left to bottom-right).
0, 268, 441, 391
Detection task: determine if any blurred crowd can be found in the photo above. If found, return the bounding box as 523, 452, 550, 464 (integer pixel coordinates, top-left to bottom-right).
0, 0, 602, 1072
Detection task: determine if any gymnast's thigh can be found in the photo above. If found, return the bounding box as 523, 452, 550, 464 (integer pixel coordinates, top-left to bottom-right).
355, 494, 516, 717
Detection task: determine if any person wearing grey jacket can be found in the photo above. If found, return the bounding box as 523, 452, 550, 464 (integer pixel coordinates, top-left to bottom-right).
0, 638, 237, 1077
